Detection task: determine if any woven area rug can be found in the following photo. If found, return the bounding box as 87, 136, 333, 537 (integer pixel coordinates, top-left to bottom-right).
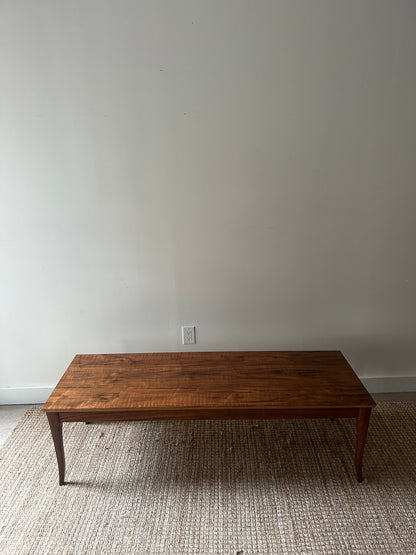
0, 403, 415, 554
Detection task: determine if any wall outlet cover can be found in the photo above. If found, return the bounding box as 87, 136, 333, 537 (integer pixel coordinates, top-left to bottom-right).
182, 326, 196, 345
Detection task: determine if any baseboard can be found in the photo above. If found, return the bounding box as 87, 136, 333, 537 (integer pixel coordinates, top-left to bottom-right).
0, 386, 54, 405
361, 376, 416, 394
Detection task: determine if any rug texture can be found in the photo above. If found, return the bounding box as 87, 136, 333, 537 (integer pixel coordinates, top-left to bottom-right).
0, 403, 415, 554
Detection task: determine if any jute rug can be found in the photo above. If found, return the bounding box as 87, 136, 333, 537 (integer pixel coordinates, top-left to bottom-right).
0, 403, 415, 554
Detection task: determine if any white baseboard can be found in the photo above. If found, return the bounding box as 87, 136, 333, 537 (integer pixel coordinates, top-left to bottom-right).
0, 376, 415, 405
361, 376, 416, 394
0, 386, 54, 405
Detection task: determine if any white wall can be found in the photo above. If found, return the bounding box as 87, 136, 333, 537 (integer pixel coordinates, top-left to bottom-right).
1, 0, 416, 401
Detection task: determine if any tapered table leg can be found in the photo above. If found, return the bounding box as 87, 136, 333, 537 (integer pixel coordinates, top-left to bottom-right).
47, 412, 65, 485
355, 407, 372, 482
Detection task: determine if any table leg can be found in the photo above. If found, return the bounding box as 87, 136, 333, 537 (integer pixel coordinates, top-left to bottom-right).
355, 407, 372, 482
47, 412, 65, 485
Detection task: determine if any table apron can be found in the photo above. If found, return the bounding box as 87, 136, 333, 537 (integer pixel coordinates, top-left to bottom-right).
57, 407, 360, 422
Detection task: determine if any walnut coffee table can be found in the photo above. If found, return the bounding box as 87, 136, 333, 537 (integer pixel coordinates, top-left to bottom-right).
43, 351, 375, 485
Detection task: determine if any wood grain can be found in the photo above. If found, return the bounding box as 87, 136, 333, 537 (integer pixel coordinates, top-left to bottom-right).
43, 351, 375, 413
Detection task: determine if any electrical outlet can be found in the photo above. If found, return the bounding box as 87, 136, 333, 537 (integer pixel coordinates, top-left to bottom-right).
182, 326, 196, 345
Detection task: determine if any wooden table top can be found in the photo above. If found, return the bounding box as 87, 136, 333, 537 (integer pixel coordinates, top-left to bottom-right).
42, 351, 375, 413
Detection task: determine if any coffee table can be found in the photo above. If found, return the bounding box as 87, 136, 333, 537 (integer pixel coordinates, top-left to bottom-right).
42, 351, 375, 485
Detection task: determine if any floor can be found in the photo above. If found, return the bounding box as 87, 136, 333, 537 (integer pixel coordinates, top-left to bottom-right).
1, 393, 416, 448
0, 405, 40, 447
